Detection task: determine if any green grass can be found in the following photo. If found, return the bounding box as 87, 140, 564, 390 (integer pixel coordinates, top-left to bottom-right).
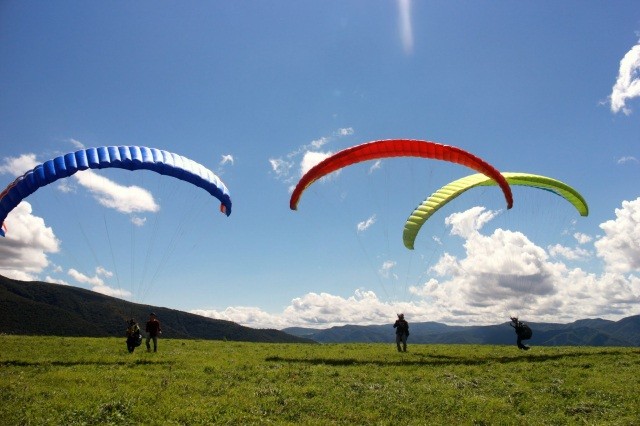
1, 336, 638, 425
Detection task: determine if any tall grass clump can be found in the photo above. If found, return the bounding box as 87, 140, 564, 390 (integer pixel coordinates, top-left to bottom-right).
1, 335, 638, 424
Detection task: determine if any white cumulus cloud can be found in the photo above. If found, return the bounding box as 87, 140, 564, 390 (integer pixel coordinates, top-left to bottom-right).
69, 139, 85, 149
0, 153, 39, 176
73, 170, 159, 214
610, 39, 640, 115
445, 206, 499, 238
269, 127, 354, 185
574, 232, 592, 244
192, 289, 419, 329
595, 197, 640, 273
0, 202, 60, 281
67, 267, 130, 297
368, 160, 382, 174
268, 158, 294, 180
300, 151, 332, 176
220, 154, 234, 166
68, 268, 105, 286
548, 243, 591, 261
379, 260, 398, 279
196, 205, 640, 329
357, 215, 376, 233
617, 156, 638, 164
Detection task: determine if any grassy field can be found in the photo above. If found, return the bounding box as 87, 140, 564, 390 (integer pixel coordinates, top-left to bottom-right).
1, 336, 638, 425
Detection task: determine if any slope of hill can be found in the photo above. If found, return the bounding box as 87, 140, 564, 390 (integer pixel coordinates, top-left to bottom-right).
0, 275, 313, 343
284, 316, 640, 346
4, 274, 637, 346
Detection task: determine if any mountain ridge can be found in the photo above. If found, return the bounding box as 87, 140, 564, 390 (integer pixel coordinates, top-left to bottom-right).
0, 275, 313, 343
2, 274, 638, 346
283, 316, 640, 346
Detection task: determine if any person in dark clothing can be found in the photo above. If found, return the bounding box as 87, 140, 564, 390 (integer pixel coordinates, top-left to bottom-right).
125, 319, 141, 353
145, 312, 162, 352
393, 313, 410, 352
510, 316, 531, 350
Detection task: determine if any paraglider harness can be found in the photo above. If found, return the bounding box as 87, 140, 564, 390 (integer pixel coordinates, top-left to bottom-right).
510, 317, 532, 340
127, 321, 142, 348
394, 314, 409, 336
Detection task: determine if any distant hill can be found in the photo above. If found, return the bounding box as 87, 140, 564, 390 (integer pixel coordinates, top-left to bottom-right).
0, 275, 313, 343
284, 316, 640, 346
4, 274, 637, 347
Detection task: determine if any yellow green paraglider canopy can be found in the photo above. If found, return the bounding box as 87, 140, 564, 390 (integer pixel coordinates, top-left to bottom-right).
403, 172, 588, 250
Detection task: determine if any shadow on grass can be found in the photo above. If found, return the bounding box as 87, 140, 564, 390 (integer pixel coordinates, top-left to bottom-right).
265, 349, 629, 367
1, 359, 172, 367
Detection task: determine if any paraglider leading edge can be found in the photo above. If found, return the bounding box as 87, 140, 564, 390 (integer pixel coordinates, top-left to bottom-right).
0, 145, 232, 237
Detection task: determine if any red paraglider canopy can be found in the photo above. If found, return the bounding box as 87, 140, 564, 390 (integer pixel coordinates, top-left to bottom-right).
290, 139, 513, 211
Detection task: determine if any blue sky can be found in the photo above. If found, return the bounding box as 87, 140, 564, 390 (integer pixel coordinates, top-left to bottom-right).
1, 1, 639, 329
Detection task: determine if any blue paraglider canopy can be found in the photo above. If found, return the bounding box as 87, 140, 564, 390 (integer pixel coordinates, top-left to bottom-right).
0, 146, 232, 237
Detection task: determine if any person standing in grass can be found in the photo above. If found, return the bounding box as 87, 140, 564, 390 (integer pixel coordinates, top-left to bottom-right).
145, 312, 162, 352
510, 316, 531, 350
393, 313, 409, 352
